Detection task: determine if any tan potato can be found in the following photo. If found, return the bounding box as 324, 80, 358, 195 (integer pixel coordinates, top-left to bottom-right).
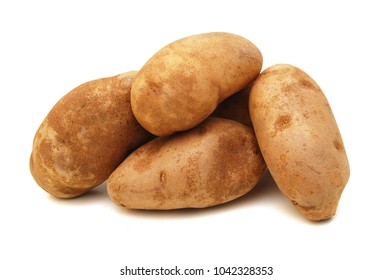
211, 80, 254, 127
131, 32, 262, 136
107, 118, 266, 209
249, 64, 350, 221
30, 71, 154, 198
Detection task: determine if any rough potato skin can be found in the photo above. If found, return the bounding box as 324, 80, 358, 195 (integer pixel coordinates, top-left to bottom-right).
30, 71, 154, 198
131, 32, 262, 136
249, 64, 350, 221
107, 118, 266, 209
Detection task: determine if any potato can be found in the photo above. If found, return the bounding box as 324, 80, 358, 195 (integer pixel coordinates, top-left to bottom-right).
131, 32, 262, 136
211, 80, 254, 127
107, 118, 266, 209
30, 71, 154, 198
249, 64, 350, 221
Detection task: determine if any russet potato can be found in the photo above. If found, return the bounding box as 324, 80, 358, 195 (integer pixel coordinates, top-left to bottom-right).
131, 32, 262, 136
30, 71, 153, 198
29, 31, 350, 221
107, 117, 266, 209
249, 64, 350, 221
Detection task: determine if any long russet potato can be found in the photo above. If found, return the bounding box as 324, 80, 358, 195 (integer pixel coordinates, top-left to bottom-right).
107, 118, 266, 209
30, 71, 153, 198
249, 64, 350, 221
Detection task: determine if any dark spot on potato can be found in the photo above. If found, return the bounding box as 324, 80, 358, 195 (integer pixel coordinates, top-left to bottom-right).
299, 79, 317, 90
274, 114, 292, 132
148, 82, 161, 94
241, 137, 247, 146
333, 139, 343, 151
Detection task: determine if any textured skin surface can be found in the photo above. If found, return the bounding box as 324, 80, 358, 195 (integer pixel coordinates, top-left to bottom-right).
212, 80, 254, 127
249, 64, 350, 221
107, 118, 266, 209
131, 32, 262, 136
30, 71, 153, 198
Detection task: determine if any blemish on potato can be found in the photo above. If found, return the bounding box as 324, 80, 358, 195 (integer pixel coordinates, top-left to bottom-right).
241, 137, 247, 146
159, 170, 167, 186
304, 163, 321, 175
294, 160, 321, 175
275, 114, 292, 131
148, 81, 161, 94
299, 79, 317, 90
333, 139, 343, 151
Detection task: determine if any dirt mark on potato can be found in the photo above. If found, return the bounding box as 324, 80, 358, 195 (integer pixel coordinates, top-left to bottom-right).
274, 114, 292, 135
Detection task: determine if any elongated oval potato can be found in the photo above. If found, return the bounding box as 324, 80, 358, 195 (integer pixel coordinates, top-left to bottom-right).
249, 64, 350, 221
30, 71, 153, 198
107, 118, 266, 209
131, 32, 262, 136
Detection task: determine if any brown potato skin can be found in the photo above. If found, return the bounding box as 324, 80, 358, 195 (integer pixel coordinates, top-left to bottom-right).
211, 80, 254, 127
30, 71, 154, 198
107, 118, 266, 209
131, 32, 262, 136
249, 64, 350, 221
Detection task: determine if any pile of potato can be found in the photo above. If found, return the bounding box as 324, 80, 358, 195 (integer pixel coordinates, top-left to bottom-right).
30, 32, 350, 221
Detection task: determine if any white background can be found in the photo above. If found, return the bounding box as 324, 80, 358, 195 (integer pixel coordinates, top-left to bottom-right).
1, 0, 391, 279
